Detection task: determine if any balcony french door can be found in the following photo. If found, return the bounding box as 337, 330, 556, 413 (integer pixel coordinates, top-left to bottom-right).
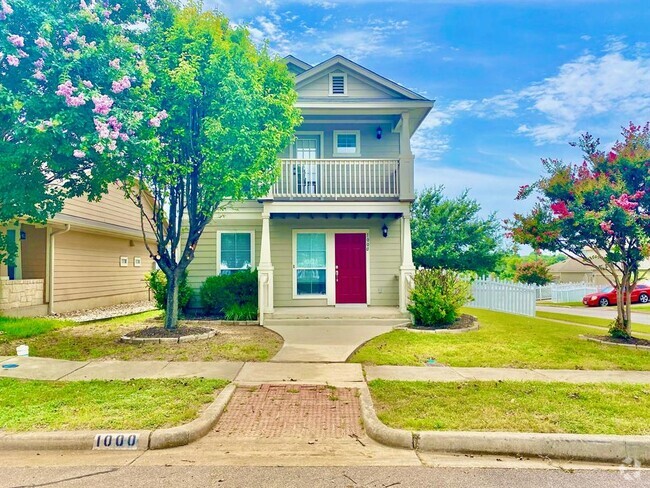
294, 135, 320, 195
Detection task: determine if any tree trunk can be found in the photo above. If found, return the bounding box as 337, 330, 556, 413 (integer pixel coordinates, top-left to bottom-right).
612, 277, 632, 338
164, 270, 180, 331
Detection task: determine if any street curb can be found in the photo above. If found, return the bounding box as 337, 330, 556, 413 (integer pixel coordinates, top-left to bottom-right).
0, 383, 236, 451
149, 382, 236, 449
0, 430, 152, 451
358, 384, 650, 465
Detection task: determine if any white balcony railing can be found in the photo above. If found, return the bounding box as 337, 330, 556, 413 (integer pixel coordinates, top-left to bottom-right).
272, 159, 400, 199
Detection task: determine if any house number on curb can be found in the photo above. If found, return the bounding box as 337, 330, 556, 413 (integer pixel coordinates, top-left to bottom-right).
93, 433, 139, 450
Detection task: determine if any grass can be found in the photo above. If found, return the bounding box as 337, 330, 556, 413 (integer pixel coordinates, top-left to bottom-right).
539, 301, 585, 308
368, 379, 650, 435
349, 308, 650, 370
0, 311, 282, 362
0, 316, 75, 341
0, 377, 228, 432
536, 310, 650, 336
540, 301, 650, 313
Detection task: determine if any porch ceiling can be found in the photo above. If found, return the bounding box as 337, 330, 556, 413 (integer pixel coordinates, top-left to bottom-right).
270, 212, 402, 220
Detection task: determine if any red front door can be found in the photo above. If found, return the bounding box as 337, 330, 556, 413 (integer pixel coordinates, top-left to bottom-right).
335, 233, 367, 304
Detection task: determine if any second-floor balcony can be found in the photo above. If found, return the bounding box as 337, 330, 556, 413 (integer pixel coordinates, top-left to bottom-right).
271, 158, 400, 200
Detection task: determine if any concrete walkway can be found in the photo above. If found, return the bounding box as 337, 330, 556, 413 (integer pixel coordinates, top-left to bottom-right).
2, 356, 650, 384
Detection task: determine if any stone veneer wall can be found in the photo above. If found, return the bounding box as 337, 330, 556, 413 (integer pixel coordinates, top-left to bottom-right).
0, 279, 45, 311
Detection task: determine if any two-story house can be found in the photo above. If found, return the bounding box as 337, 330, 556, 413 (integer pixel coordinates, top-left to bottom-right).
187, 55, 433, 323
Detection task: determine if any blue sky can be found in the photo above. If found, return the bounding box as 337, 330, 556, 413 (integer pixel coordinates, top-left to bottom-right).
207, 0, 650, 220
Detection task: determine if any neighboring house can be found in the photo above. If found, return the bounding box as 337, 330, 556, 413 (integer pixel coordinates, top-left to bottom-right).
0, 184, 155, 316
549, 257, 650, 286
187, 55, 434, 323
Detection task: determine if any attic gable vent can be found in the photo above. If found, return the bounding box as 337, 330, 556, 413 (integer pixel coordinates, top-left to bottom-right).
329, 73, 347, 96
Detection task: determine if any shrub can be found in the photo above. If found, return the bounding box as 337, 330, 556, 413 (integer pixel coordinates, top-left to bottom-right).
224, 303, 258, 321
514, 260, 552, 286
145, 270, 193, 312
407, 268, 472, 327
200, 270, 258, 318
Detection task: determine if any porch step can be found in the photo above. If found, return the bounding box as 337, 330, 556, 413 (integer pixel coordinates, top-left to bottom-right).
267, 306, 409, 321
264, 318, 410, 327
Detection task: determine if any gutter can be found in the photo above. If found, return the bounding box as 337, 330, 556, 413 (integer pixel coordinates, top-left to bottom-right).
47, 224, 71, 315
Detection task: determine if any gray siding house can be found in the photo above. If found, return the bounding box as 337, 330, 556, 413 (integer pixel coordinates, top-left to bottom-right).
187, 55, 433, 323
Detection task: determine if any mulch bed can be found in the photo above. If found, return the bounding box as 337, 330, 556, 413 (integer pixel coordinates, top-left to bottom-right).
410, 313, 477, 331
124, 326, 215, 339
585, 334, 650, 347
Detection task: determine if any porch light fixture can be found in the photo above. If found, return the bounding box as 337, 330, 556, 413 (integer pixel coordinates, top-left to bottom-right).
376, 126, 382, 140
382, 223, 388, 238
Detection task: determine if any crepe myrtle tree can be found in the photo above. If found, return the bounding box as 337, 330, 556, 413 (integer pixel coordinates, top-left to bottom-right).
125, 5, 301, 330
508, 123, 650, 338
0, 0, 167, 263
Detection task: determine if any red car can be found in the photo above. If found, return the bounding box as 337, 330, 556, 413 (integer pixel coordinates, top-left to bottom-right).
582, 284, 650, 307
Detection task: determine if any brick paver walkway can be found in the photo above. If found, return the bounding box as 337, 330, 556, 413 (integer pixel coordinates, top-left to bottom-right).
214, 384, 363, 438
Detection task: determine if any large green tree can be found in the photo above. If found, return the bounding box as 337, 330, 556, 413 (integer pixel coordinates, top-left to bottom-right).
126, 5, 301, 330
411, 186, 503, 275
509, 123, 650, 338
0, 0, 165, 261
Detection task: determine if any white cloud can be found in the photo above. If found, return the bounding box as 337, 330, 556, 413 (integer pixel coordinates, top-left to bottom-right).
448, 44, 650, 145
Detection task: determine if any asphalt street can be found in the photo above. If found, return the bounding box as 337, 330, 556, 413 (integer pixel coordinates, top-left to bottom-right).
2, 465, 649, 488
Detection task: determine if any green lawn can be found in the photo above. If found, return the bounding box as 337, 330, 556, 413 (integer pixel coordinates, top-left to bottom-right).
0, 311, 282, 362
349, 308, 650, 370
0, 316, 75, 341
536, 310, 650, 335
0, 378, 228, 431
369, 379, 650, 435
538, 301, 585, 308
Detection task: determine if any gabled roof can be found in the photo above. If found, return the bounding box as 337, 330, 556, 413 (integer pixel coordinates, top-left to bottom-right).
283, 55, 312, 75
294, 55, 430, 102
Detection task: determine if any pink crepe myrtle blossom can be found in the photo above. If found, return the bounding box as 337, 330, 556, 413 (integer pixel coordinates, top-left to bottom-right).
66, 94, 86, 107
611, 194, 639, 212
6, 54, 19, 66
608, 151, 617, 162
93, 143, 105, 154
132, 111, 143, 121
82, 80, 93, 88
111, 76, 131, 93
73, 149, 86, 158
34, 58, 44, 69
35, 37, 49, 49
1, 0, 13, 16
631, 190, 646, 200
108, 58, 120, 69
119, 132, 129, 142
600, 221, 614, 235
33, 70, 46, 81
550, 201, 573, 219
94, 119, 110, 138
17, 49, 27, 58
7, 34, 23, 47
107, 140, 117, 151
55, 80, 75, 98
92, 94, 113, 115
148, 117, 161, 127
62, 31, 78, 46
114, 3, 121, 10
157, 110, 168, 120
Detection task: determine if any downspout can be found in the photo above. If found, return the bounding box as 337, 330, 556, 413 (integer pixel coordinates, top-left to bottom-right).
47, 224, 71, 315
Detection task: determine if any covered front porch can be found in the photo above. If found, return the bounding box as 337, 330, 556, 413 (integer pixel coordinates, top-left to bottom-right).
256, 201, 416, 325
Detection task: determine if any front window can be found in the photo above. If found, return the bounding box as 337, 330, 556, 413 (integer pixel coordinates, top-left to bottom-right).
219, 232, 253, 275
333, 130, 360, 157
296, 233, 326, 296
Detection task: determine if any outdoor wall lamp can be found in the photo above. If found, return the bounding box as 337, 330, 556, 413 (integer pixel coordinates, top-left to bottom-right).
376, 126, 383, 140
382, 223, 388, 238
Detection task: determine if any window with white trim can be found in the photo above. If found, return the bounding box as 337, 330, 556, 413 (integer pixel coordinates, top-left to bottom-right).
329, 73, 347, 96
219, 232, 253, 275
295, 233, 326, 296
333, 130, 361, 157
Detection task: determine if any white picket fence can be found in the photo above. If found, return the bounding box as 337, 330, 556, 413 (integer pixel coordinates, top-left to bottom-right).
469, 278, 537, 317
548, 282, 599, 303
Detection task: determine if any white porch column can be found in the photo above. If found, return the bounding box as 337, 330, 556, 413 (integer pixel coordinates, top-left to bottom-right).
398, 112, 415, 202
399, 211, 415, 313
258, 209, 274, 324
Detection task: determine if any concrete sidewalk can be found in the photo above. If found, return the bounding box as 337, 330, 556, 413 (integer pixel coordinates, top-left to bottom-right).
2, 356, 650, 384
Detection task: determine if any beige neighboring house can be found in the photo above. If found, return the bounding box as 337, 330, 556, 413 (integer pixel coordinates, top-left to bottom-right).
0, 183, 155, 317
549, 257, 650, 286
187, 55, 434, 323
